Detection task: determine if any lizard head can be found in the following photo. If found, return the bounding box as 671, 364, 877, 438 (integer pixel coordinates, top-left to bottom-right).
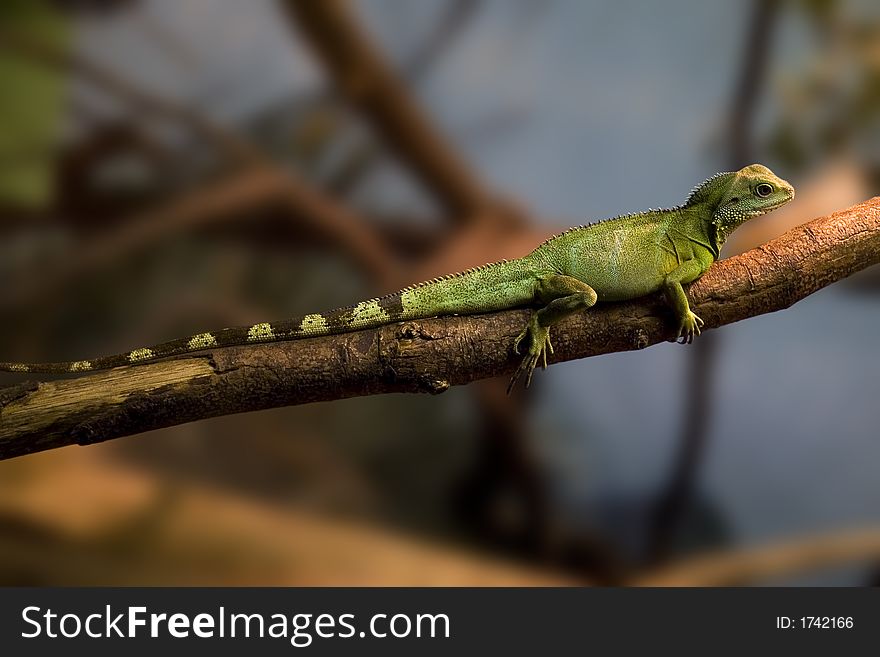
688, 163, 795, 248
716, 163, 795, 221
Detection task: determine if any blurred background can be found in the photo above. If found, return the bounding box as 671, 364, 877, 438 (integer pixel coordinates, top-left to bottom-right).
0, 0, 878, 586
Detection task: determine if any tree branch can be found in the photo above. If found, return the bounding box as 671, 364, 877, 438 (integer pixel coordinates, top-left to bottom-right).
634, 527, 880, 586
285, 0, 493, 219
1, 168, 397, 312
0, 26, 400, 290
0, 24, 262, 167
646, 0, 783, 564
1, 197, 878, 460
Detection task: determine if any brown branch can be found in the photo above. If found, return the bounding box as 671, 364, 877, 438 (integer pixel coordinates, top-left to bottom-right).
634, 527, 880, 586
285, 0, 493, 219
646, 0, 783, 564
727, 0, 781, 166
1, 197, 878, 460
0, 25, 262, 167
1, 168, 397, 311
0, 26, 399, 289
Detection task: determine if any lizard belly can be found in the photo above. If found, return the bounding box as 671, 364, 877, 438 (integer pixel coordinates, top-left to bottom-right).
591, 273, 662, 301
578, 248, 667, 302
555, 219, 674, 302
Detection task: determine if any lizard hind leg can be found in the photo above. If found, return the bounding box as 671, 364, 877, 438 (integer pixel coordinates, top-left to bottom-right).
507, 274, 597, 393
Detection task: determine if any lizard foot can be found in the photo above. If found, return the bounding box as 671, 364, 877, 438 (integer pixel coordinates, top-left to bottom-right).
677, 310, 704, 344
507, 318, 554, 393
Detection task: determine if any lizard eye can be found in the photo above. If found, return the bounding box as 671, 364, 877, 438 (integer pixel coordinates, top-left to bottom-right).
755, 183, 773, 198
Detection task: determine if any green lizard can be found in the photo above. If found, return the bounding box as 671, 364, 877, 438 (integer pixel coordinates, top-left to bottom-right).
0, 164, 794, 391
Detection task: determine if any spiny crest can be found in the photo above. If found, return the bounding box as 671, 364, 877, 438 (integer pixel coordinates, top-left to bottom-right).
538, 220, 598, 247
537, 205, 675, 248
685, 170, 735, 207
322, 260, 508, 311
400, 260, 509, 292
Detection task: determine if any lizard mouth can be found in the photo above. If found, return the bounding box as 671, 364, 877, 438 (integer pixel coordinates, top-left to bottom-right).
751, 189, 794, 215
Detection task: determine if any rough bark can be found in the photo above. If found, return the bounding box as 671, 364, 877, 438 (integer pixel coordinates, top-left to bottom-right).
1, 197, 878, 460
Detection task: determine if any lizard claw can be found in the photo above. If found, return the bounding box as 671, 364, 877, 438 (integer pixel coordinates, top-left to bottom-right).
677, 311, 703, 344
507, 318, 554, 394
512, 325, 529, 356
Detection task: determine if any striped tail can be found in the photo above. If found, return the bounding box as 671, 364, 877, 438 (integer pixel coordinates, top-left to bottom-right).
0, 257, 539, 375
0, 293, 415, 375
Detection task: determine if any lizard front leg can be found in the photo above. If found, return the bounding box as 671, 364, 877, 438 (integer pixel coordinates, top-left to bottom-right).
508, 274, 598, 393
663, 258, 707, 344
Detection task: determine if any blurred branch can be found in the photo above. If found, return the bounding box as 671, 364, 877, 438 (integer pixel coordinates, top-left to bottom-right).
1, 168, 396, 312
727, 0, 781, 166
0, 452, 575, 586
404, 0, 481, 81
0, 24, 261, 167
285, 0, 494, 220
303, 0, 484, 200
647, 0, 783, 564
635, 528, 880, 586
2, 197, 879, 459
0, 25, 400, 286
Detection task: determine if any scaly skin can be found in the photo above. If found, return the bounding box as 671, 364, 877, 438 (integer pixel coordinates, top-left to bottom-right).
0, 164, 794, 391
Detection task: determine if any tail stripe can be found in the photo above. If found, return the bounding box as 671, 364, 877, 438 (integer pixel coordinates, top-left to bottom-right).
0, 260, 511, 374
187, 333, 218, 349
